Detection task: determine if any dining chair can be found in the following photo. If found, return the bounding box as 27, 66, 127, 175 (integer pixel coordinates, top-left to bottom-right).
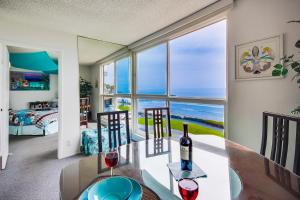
260, 111, 300, 175
97, 110, 130, 153
264, 158, 300, 197
144, 107, 171, 140
145, 138, 171, 158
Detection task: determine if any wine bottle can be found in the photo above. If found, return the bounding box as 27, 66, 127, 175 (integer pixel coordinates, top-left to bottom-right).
180, 124, 192, 171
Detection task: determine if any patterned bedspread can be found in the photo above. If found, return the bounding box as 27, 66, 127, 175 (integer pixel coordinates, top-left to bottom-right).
34, 111, 59, 129
9, 109, 36, 126
9, 109, 58, 127
9, 109, 59, 135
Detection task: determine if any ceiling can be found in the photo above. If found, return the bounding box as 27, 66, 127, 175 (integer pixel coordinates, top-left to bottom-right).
7, 38, 125, 66
77, 37, 124, 66
7, 46, 59, 60
7, 46, 59, 73
0, 0, 218, 45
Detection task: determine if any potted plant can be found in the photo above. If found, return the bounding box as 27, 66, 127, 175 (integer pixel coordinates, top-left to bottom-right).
272, 20, 300, 114
80, 77, 93, 98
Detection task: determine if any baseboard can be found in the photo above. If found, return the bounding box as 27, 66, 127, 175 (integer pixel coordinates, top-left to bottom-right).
0, 154, 8, 170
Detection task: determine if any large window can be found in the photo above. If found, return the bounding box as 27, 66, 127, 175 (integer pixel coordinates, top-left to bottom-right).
100, 20, 226, 139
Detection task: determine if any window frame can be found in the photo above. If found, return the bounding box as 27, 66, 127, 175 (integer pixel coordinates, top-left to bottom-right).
99, 18, 228, 138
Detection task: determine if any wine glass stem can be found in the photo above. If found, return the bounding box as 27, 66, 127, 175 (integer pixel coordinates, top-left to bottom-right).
110, 167, 113, 176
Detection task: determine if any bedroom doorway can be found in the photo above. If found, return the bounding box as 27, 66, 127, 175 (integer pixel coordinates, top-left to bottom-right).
7, 45, 60, 164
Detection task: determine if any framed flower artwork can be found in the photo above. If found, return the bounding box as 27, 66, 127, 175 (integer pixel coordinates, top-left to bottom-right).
235, 35, 283, 80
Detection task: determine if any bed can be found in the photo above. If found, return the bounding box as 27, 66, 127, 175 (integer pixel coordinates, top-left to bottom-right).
9, 108, 58, 136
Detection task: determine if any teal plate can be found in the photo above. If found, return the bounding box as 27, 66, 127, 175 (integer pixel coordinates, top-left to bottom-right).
79, 177, 142, 200
229, 167, 243, 199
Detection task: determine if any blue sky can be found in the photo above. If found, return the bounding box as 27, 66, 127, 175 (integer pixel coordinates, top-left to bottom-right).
104, 63, 114, 90
137, 44, 167, 94
106, 20, 226, 98
116, 57, 130, 94
170, 20, 226, 93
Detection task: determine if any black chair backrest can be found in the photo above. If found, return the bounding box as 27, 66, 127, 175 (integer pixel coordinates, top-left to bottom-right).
145, 138, 171, 158
144, 107, 171, 140
260, 111, 300, 175
97, 110, 130, 153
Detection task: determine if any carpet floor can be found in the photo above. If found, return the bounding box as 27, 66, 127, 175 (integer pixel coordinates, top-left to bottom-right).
0, 134, 83, 200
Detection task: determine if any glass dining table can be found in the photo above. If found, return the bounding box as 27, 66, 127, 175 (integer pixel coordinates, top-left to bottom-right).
59, 135, 300, 200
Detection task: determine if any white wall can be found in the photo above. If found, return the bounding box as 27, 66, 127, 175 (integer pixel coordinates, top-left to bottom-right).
79, 65, 91, 81
227, 0, 300, 171
0, 44, 10, 169
0, 18, 80, 159
9, 67, 58, 110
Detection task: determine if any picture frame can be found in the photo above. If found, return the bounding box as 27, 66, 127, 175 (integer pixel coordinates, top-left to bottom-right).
10, 71, 50, 91
235, 34, 283, 80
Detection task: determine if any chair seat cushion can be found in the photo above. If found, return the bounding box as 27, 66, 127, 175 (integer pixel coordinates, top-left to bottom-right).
81, 127, 128, 155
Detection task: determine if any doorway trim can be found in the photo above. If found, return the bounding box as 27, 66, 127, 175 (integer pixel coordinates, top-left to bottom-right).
0, 39, 63, 159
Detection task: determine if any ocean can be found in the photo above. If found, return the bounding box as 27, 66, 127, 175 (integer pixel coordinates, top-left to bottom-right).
136, 99, 224, 131
137, 88, 225, 99
113, 88, 225, 123
137, 87, 225, 123
169, 102, 224, 122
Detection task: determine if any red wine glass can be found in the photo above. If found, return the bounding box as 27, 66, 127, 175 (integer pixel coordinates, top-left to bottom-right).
104, 148, 119, 176
178, 179, 199, 200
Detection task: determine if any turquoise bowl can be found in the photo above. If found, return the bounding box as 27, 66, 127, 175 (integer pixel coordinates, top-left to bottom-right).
79, 185, 91, 200
88, 177, 133, 200
127, 178, 142, 200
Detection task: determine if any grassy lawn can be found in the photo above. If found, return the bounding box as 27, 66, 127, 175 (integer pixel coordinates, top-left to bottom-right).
118, 105, 131, 111
202, 119, 224, 127
138, 118, 224, 137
